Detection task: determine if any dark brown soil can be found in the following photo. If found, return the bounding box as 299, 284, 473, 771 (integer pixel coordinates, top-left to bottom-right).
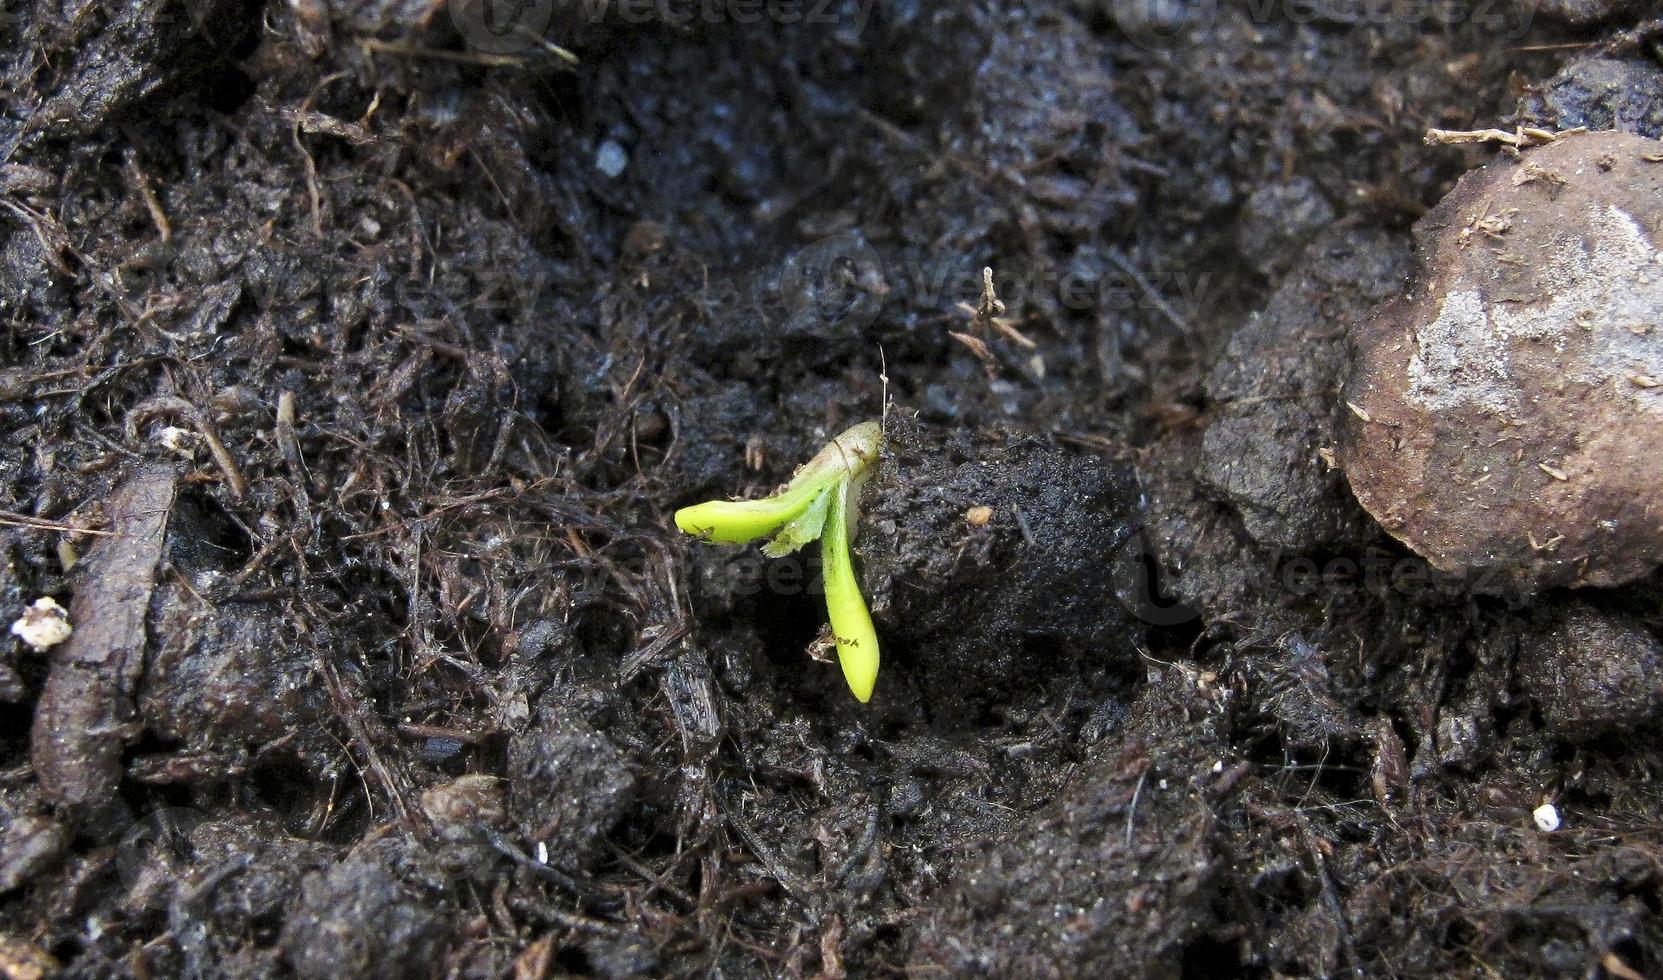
2, 1, 1661, 977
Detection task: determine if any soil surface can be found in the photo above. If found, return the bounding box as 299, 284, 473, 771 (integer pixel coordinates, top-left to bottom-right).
2, 1, 1662, 977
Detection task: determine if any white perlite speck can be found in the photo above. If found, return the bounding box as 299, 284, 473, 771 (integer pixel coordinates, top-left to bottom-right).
10, 597, 72, 651
158, 425, 198, 458
595, 140, 628, 178
1533, 802, 1561, 833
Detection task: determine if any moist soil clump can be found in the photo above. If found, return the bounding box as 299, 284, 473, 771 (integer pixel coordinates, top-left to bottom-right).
2, 1, 1662, 977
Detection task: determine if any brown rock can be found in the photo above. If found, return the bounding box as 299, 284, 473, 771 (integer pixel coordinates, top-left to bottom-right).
1340, 132, 1663, 592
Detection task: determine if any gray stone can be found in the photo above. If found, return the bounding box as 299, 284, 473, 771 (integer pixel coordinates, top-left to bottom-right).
1200, 227, 1409, 551
1518, 58, 1663, 140
1517, 605, 1663, 741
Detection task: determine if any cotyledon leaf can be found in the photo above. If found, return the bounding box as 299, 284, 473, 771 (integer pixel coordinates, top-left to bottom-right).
673, 480, 823, 544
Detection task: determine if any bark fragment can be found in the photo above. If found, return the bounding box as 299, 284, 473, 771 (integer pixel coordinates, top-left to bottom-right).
29, 465, 177, 837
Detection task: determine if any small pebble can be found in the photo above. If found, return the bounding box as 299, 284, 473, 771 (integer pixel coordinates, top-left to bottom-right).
11, 597, 72, 652
158, 425, 198, 458
596, 140, 628, 178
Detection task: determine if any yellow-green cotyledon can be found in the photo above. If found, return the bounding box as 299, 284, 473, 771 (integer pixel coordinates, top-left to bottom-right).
674, 421, 882, 702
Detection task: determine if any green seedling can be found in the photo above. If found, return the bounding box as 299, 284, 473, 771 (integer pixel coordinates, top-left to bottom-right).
675, 422, 883, 702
